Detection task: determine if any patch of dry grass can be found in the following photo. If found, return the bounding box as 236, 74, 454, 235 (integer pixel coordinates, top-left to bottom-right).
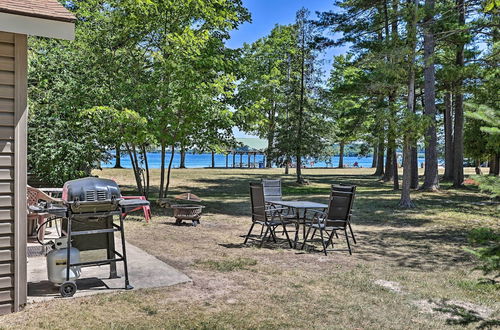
2, 167, 499, 329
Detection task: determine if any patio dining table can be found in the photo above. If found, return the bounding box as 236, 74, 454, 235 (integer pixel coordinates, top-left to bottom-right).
268, 200, 328, 248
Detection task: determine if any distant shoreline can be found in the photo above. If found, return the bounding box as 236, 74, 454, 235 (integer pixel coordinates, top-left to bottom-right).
102, 152, 427, 169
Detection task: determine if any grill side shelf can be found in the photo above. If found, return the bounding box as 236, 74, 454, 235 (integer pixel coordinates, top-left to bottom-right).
69, 228, 120, 236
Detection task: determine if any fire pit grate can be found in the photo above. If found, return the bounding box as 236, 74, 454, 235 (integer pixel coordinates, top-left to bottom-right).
171, 204, 205, 226
170, 193, 204, 226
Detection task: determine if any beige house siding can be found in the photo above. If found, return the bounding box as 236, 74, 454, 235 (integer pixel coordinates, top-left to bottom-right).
0, 31, 27, 315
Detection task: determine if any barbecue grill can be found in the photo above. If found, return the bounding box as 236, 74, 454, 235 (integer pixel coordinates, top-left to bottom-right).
33, 177, 150, 297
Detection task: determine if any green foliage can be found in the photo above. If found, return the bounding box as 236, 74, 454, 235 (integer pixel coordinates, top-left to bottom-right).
28, 37, 106, 186
28, 0, 150, 186
466, 104, 500, 137
464, 228, 500, 279
80, 106, 151, 147
325, 55, 368, 145
471, 175, 500, 198
484, 0, 500, 12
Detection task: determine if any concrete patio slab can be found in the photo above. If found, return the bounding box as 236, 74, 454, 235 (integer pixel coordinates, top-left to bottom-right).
27, 241, 191, 302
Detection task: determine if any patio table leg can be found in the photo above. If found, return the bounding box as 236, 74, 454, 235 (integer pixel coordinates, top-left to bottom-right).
293, 209, 300, 248
302, 210, 306, 242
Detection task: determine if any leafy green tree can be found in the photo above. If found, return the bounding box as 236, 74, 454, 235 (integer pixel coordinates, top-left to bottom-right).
284, 8, 332, 183
129, 0, 249, 197
325, 55, 368, 168
81, 106, 153, 197
236, 25, 297, 167
237, 10, 332, 183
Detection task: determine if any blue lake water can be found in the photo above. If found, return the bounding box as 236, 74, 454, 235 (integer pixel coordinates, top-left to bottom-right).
102, 152, 426, 169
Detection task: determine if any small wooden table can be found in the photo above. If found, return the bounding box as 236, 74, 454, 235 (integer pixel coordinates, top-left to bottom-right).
268, 200, 328, 248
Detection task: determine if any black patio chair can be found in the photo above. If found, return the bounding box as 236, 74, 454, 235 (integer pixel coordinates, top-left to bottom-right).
244, 183, 295, 248
331, 184, 357, 244
301, 185, 356, 255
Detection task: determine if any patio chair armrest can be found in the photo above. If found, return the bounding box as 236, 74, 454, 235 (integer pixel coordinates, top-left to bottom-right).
305, 209, 326, 219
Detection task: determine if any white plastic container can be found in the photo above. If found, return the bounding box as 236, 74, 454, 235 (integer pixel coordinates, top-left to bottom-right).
46, 238, 81, 284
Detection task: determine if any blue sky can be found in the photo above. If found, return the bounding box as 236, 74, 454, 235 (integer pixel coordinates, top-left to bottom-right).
229, 0, 348, 138
227, 0, 333, 48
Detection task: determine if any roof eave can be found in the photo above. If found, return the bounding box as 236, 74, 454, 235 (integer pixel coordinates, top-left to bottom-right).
0, 8, 75, 23
0, 12, 75, 40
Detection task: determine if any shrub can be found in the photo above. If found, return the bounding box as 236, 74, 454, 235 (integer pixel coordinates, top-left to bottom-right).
464, 228, 500, 280
471, 175, 500, 199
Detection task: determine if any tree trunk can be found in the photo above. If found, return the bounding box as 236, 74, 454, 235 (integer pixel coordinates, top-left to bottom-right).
383, 145, 394, 182
410, 147, 419, 189
295, 153, 302, 182
443, 91, 454, 180
114, 144, 123, 168
164, 145, 176, 198
421, 0, 439, 191
452, 0, 465, 188
159, 143, 166, 198
125, 143, 143, 196
475, 160, 482, 175
296, 19, 306, 184
374, 137, 385, 176
285, 156, 290, 175
410, 88, 419, 189
372, 143, 378, 168
495, 154, 500, 176
141, 145, 150, 199
211, 151, 215, 168
400, 141, 414, 206
338, 141, 345, 168
131, 144, 143, 195
393, 149, 399, 190
400, 0, 417, 206
490, 153, 500, 175
266, 112, 275, 168
179, 145, 186, 169
488, 156, 494, 175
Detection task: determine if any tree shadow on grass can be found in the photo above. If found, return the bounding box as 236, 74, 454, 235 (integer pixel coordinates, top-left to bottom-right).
117, 173, 495, 236
219, 233, 294, 251
428, 299, 499, 329
353, 227, 471, 270
172, 173, 492, 219
218, 223, 472, 270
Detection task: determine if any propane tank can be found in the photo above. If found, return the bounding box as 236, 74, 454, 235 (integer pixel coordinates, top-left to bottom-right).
46, 237, 81, 284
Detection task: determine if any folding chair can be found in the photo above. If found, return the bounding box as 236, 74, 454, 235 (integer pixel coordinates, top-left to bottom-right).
301, 185, 356, 255
244, 183, 295, 248
331, 184, 357, 244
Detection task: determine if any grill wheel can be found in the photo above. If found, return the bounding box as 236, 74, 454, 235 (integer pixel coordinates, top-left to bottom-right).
60, 281, 77, 297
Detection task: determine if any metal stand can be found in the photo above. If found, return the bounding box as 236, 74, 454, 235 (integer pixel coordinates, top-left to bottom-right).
62, 209, 133, 297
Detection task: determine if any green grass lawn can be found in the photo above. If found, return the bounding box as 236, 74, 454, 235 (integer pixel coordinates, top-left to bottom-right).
3, 167, 499, 329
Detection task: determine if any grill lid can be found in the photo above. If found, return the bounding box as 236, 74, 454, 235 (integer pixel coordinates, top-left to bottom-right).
63, 177, 121, 202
